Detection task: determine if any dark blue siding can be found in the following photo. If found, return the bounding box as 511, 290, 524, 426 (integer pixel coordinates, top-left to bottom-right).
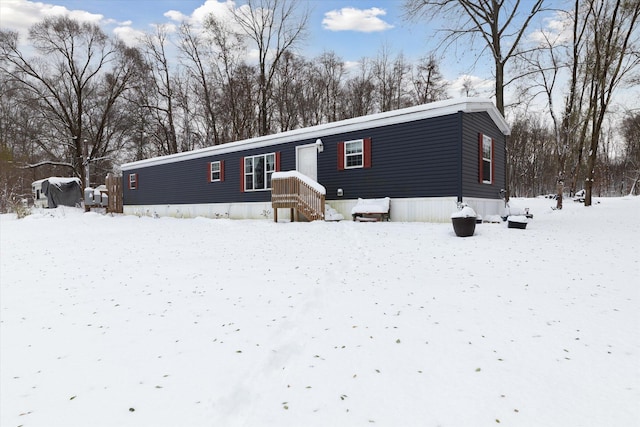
123, 110, 506, 206
320, 115, 460, 201
461, 112, 506, 199
123, 142, 297, 205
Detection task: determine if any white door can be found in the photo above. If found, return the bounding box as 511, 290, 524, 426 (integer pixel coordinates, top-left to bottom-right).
296, 144, 318, 181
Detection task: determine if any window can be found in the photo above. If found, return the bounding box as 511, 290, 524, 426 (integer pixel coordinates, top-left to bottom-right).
338, 138, 372, 170
209, 161, 224, 182
243, 153, 277, 191
480, 134, 493, 184
129, 173, 138, 190
345, 139, 364, 168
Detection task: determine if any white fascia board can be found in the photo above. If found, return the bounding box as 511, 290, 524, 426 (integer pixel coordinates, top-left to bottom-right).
121, 97, 510, 171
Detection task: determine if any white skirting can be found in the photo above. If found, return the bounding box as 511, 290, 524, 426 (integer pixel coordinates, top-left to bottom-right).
124, 196, 504, 222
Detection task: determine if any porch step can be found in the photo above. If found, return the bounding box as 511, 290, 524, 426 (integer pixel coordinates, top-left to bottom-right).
324, 203, 344, 221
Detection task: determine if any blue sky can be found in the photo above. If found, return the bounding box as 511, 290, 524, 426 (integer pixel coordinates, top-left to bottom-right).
0, 0, 562, 99
1, 0, 437, 61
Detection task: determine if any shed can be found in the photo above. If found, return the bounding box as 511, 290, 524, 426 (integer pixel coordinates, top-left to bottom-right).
120, 97, 510, 222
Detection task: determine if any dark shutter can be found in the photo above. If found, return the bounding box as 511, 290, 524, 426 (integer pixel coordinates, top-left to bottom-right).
490, 138, 495, 184
240, 157, 245, 192
478, 133, 483, 183
363, 137, 372, 168
337, 142, 344, 170
220, 160, 225, 182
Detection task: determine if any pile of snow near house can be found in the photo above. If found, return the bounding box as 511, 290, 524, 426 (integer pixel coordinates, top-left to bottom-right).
1, 196, 638, 427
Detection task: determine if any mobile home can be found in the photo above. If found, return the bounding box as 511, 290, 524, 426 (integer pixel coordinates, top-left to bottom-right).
120, 98, 510, 222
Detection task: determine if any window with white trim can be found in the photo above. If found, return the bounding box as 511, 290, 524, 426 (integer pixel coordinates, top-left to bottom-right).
210, 161, 221, 182
345, 139, 364, 168
129, 173, 137, 190
481, 134, 492, 184
244, 153, 275, 191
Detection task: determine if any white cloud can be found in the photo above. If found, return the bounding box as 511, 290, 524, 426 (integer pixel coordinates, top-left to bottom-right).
164, 0, 235, 25
449, 74, 494, 98
344, 60, 361, 71
113, 25, 146, 47
322, 7, 393, 33
528, 10, 573, 46
164, 9, 187, 22
0, 0, 107, 42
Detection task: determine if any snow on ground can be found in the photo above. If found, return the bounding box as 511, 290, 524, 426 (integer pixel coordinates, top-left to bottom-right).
1, 197, 639, 427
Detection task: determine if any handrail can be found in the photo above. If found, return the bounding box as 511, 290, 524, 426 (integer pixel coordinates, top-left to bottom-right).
271, 171, 325, 222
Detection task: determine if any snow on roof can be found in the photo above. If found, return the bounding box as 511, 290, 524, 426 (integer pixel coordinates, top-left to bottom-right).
32, 177, 81, 186
122, 97, 510, 171
47, 177, 81, 185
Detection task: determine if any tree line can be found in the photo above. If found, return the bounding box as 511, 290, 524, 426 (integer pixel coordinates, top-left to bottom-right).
1, 0, 638, 213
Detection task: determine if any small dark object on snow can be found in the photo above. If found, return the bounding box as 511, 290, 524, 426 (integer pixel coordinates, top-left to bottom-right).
129, 408, 135, 412
508, 220, 527, 229
452, 217, 476, 237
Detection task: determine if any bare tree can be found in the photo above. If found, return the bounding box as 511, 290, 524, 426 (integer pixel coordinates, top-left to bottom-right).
297, 59, 324, 127
411, 53, 449, 104
509, 112, 555, 197
272, 50, 304, 132
140, 24, 179, 154
343, 58, 376, 118
316, 51, 346, 123
581, 0, 640, 206
0, 16, 139, 187
0, 76, 48, 209
371, 45, 411, 112
178, 22, 220, 146
229, 0, 309, 135
459, 76, 478, 97
621, 112, 640, 195
524, 0, 640, 205
404, 0, 547, 115
203, 14, 254, 142
517, 4, 584, 208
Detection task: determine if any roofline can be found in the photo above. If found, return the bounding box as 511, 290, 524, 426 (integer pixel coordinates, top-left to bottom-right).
121, 97, 510, 171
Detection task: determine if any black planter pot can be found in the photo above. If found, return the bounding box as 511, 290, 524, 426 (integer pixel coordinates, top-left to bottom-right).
452, 216, 476, 237
508, 220, 527, 229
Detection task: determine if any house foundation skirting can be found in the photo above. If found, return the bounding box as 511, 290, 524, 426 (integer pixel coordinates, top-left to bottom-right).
460, 197, 507, 221
124, 196, 504, 222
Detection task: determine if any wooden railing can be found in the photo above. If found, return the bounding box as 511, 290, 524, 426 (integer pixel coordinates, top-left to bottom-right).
271, 171, 325, 222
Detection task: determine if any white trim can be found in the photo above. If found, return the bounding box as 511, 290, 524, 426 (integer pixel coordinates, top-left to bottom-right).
209, 161, 221, 182
481, 134, 492, 184
122, 98, 509, 171
128, 173, 137, 189
344, 139, 364, 169
244, 152, 275, 192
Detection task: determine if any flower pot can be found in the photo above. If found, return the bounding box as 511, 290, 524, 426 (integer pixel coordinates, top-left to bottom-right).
508, 221, 527, 229
451, 216, 476, 237
507, 215, 528, 229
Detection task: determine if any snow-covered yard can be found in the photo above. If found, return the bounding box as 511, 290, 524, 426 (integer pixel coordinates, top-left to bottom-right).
1, 197, 639, 427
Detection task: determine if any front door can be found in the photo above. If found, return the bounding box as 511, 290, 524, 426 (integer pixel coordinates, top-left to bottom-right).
296, 144, 318, 181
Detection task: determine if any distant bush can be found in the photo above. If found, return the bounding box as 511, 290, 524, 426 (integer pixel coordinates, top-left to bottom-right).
10, 197, 31, 219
